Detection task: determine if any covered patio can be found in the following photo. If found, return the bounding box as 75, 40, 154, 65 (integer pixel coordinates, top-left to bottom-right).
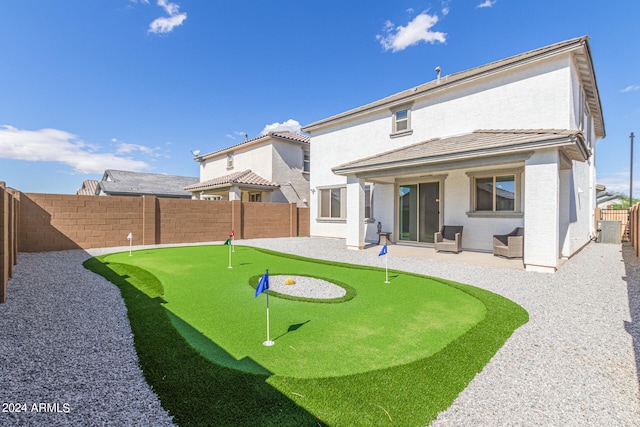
332, 129, 591, 273
362, 243, 527, 270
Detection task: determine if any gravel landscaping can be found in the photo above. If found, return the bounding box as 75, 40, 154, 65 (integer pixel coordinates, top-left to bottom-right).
1, 238, 638, 426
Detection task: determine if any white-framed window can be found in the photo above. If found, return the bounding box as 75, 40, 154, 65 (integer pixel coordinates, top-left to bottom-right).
467, 169, 522, 215
227, 153, 234, 169
394, 109, 409, 132
390, 104, 413, 137
364, 184, 373, 219
303, 149, 310, 173
318, 187, 346, 219
202, 194, 223, 201
249, 192, 262, 202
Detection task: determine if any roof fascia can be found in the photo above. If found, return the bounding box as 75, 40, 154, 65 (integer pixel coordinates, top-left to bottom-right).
347, 152, 535, 180
333, 135, 580, 176
196, 134, 309, 163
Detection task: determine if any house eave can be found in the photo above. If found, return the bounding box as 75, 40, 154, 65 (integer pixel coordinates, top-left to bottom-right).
302, 36, 604, 138
196, 133, 310, 163
332, 134, 586, 177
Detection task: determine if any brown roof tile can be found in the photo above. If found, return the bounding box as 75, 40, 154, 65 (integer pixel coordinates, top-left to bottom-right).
332, 129, 587, 174
184, 170, 279, 192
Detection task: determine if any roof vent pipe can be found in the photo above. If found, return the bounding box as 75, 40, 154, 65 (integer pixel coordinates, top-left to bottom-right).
435, 66, 441, 84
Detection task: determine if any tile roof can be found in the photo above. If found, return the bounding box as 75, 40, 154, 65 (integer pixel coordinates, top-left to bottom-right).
98, 170, 198, 198
197, 131, 310, 161
303, 36, 604, 138
332, 129, 587, 175
184, 169, 279, 192
76, 179, 99, 195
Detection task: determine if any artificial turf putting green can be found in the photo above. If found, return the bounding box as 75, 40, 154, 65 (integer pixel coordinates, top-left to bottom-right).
85, 245, 528, 426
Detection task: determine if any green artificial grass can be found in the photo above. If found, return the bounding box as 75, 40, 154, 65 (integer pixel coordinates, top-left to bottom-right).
84, 245, 528, 427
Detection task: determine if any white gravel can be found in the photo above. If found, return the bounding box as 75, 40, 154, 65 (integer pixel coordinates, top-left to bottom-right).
269, 275, 346, 299
1, 237, 638, 426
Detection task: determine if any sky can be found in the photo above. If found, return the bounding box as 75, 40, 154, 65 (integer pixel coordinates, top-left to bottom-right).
0, 0, 638, 195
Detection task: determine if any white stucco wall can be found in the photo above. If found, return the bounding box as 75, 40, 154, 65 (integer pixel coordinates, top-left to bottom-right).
271, 142, 310, 207
200, 143, 274, 182
199, 139, 309, 206
310, 55, 574, 240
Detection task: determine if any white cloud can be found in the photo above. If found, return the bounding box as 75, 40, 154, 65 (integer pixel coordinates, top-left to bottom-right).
376, 12, 446, 53
115, 142, 157, 155
441, 1, 451, 16
621, 85, 640, 93
477, 0, 497, 8
142, 0, 187, 34
0, 125, 152, 174
158, 0, 179, 15
149, 12, 187, 33
225, 131, 249, 141
260, 119, 302, 135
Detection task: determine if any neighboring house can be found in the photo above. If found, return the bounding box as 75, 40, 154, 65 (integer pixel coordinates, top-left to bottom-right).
76, 179, 99, 195
185, 131, 310, 207
597, 192, 626, 209
96, 170, 198, 198
302, 36, 605, 273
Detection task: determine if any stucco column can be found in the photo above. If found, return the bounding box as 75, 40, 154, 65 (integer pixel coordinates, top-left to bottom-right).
346, 175, 365, 250
228, 186, 241, 201
524, 149, 560, 272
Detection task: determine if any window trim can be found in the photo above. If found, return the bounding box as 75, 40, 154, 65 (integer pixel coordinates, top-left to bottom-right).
466, 168, 523, 217
303, 149, 310, 174
364, 183, 373, 221
317, 186, 346, 220
390, 104, 414, 138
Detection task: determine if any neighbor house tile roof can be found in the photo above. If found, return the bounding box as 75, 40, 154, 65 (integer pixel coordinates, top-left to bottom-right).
98, 170, 198, 198
303, 36, 604, 138
184, 170, 279, 192
76, 179, 99, 195
332, 129, 587, 175
197, 131, 310, 161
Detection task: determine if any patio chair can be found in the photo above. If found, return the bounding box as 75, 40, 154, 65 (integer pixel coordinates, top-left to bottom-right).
434, 226, 463, 253
493, 227, 524, 258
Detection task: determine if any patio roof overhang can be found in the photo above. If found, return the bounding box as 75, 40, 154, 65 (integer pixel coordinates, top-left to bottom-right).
332, 129, 587, 182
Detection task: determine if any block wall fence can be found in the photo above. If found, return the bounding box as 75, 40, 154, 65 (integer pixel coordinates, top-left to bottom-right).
1, 190, 309, 302
1, 183, 20, 303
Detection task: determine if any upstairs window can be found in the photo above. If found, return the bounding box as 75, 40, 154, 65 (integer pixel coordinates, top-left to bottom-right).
227, 153, 234, 169
390, 105, 413, 137
303, 149, 310, 173
395, 109, 409, 132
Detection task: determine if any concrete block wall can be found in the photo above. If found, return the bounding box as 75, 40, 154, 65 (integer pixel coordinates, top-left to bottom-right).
242, 202, 295, 239
20, 193, 144, 252
156, 198, 233, 244
1, 182, 19, 303
17, 194, 309, 253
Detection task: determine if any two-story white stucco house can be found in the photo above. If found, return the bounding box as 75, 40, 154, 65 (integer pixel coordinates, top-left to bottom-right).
185, 131, 310, 207
302, 36, 605, 273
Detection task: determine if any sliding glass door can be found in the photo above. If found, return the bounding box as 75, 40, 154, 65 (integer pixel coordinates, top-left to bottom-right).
399, 182, 440, 243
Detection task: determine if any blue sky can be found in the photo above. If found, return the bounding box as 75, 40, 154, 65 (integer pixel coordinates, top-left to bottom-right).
0, 1, 638, 195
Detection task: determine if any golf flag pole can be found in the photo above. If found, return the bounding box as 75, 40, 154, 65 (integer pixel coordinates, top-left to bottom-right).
224, 237, 232, 268
379, 244, 389, 283
127, 232, 132, 256
230, 230, 235, 252
255, 270, 273, 346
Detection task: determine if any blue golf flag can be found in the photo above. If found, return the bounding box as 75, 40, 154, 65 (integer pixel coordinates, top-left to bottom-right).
255, 271, 269, 297
378, 244, 388, 256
